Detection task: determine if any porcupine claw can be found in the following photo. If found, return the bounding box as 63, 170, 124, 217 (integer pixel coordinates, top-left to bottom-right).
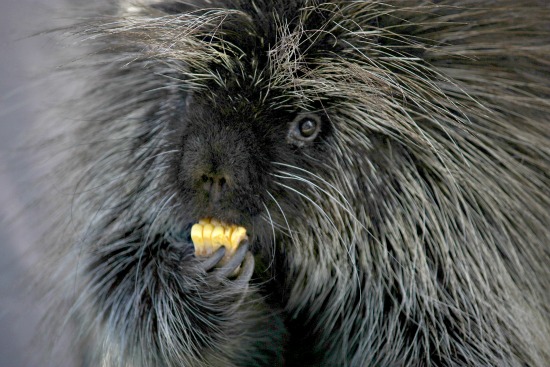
199, 246, 226, 272
192, 218, 251, 278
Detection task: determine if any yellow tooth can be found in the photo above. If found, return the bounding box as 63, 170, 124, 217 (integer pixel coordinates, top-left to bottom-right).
223, 226, 234, 247
230, 226, 247, 250
191, 219, 247, 262
211, 225, 225, 247
191, 224, 204, 256
202, 223, 214, 255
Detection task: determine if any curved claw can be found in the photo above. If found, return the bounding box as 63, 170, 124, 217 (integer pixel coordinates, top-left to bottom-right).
235, 252, 254, 286
216, 241, 249, 278
199, 246, 226, 272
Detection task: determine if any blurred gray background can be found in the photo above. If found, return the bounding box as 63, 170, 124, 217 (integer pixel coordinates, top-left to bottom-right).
0, 0, 72, 366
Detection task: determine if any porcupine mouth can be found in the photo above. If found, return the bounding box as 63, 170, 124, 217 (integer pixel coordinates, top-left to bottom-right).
179, 218, 249, 258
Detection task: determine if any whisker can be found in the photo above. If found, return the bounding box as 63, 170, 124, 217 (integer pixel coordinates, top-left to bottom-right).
265, 190, 296, 246
274, 181, 353, 255
272, 162, 353, 206
272, 170, 366, 232
274, 180, 363, 302
261, 201, 277, 271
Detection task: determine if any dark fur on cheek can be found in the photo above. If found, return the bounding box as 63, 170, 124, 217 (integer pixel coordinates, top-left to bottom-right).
35, 1, 550, 366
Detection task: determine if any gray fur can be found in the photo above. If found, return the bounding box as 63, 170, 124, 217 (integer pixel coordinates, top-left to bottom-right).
37, 1, 549, 366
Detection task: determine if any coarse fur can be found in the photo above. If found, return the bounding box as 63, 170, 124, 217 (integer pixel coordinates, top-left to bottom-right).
37, 0, 550, 366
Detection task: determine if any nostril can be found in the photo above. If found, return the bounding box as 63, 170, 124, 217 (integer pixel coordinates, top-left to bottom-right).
198, 172, 229, 201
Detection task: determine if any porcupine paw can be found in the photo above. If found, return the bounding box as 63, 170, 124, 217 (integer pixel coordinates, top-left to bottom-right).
200, 242, 254, 284
192, 218, 254, 284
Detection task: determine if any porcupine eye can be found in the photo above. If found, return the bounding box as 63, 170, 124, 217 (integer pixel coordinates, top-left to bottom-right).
287, 113, 322, 145
298, 119, 317, 137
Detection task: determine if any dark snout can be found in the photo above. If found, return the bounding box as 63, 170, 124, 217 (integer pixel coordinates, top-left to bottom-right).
199, 171, 228, 203
178, 117, 263, 222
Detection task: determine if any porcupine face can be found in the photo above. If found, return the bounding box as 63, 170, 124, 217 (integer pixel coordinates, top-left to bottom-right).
174, 86, 331, 233
151, 2, 340, 246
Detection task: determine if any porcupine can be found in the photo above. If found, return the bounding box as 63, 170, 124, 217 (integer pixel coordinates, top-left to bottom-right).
37, 0, 550, 366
